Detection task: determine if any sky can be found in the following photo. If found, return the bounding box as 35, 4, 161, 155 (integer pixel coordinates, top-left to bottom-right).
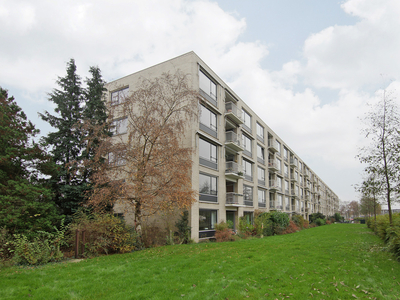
1, 0, 400, 207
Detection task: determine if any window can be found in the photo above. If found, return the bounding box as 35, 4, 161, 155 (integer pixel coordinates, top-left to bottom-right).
277, 194, 283, 209
108, 152, 126, 166
242, 134, 252, 157
256, 122, 264, 141
285, 196, 290, 211
199, 70, 217, 105
257, 166, 265, 186
277, 177, 283, 192
110, 117, 128, 135
243, 185, 253, 206
242, 109, 252, 132
258, 189, 266, 208
257, 144, 265, 164
199, 104, 217, 137
199, 138, 218, 169
111, 87, 129, 105
284, 164, 289, 178
199, 173, 217, 202
276, 158, 282, 173
276, 140, 281, 155
283, 147, 288, 161
199, 209, 217, 231
285, 180, 289, 194
242, 159, 253, 181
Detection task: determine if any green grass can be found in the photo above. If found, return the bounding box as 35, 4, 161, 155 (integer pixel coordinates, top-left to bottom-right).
1, 224, 399, 299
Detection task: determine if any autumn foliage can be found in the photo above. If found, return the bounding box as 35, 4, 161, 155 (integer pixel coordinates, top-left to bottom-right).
87, 71, 199, 230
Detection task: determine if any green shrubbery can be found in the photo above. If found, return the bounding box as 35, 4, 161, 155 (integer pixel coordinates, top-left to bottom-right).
367, 213, 400, 260
0, 221, 68, 266
69, 212, 139, 257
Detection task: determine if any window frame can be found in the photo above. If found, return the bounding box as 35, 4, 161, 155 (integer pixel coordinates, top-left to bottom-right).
199, 104, 217, 137
199, 138, 218, 169
199, 70, 217, 106
242, 159, 253, 182
111, 87, 129, 106
242, 109, 252, 132
110, 117, 128, 135
199, 173, 218, 202
199, 209, 217, 232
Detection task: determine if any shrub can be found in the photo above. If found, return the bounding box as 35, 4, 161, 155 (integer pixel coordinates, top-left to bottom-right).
11, 221, 68, 266
309, 213, 325, 224
215, 222, 235, 242
0, 227, 14, 263
303, 220, 309, 229
292, 214, 306, 229
281, 221, 300, 234
238, 216, 254, 237
334, 212, 342, 222
69, 213, 138, 257
315, 218, 326, 226
175, 211, 191, 244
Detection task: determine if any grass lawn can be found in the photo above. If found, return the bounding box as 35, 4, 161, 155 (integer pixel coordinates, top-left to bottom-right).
1, 224, 399, 299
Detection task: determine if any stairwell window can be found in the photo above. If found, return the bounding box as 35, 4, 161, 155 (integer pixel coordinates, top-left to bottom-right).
243, 185, 253, 206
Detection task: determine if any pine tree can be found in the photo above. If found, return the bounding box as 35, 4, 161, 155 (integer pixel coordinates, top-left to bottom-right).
0, 87, 61, 235
39, 59, 86, 218
39, 60, 109, 220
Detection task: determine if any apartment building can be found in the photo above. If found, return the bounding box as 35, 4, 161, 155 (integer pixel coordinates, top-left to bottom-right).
106, 51, 340, 242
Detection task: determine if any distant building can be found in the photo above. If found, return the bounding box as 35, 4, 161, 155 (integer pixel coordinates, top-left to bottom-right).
106, 51, 340, 242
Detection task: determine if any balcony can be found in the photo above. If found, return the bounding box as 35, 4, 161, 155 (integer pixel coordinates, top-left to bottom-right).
290, 158, 297, 168
226, 192, 242, 206
269, 180, 281, 192
290, 174, 297, 182
269, 201, 275, 209
225, 161, 244, 181
225, 131, 244, 153
268, 159, 279, 172
268, 139, 279, 153
285, 204, 290, 211
291, 190, 299, 198
258, 178, 266, 187
225, 102, 243, 125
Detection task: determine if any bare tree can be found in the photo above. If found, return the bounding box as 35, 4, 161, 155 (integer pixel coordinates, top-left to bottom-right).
87, 71, 199, 231
358, 90, 400, 224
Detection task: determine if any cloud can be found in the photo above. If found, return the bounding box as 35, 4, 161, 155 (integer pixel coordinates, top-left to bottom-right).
301, 0, 400, 91
0, 0, 248, 92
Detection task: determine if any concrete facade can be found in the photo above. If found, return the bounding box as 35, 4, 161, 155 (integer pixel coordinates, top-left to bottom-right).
106, 51, 340, 242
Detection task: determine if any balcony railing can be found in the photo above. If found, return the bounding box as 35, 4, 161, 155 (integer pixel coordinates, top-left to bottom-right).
290, 158, 297, 168
285, 204, 290, 211
269, 201, 275, 209
258, 202, 266, 208
268, 159, 279, 172
225, 102, 243, 124
290, 174, 297, 182
268, 139, 279, 153
225, 161, 243, 180
225, 131, 244, 152
269, 180, 281, 192
226, 192, 241, 205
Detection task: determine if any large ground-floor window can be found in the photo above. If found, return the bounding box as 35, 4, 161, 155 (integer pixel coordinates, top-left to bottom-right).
199, 209, 217, 231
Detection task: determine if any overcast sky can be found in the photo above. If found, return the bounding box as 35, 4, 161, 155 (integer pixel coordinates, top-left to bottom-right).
1, 0, 400, 206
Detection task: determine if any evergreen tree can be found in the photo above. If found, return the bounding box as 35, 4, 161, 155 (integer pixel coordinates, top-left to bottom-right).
0, 87, 61, 235
39, 60, 108, 220
39, 59, 87, 218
